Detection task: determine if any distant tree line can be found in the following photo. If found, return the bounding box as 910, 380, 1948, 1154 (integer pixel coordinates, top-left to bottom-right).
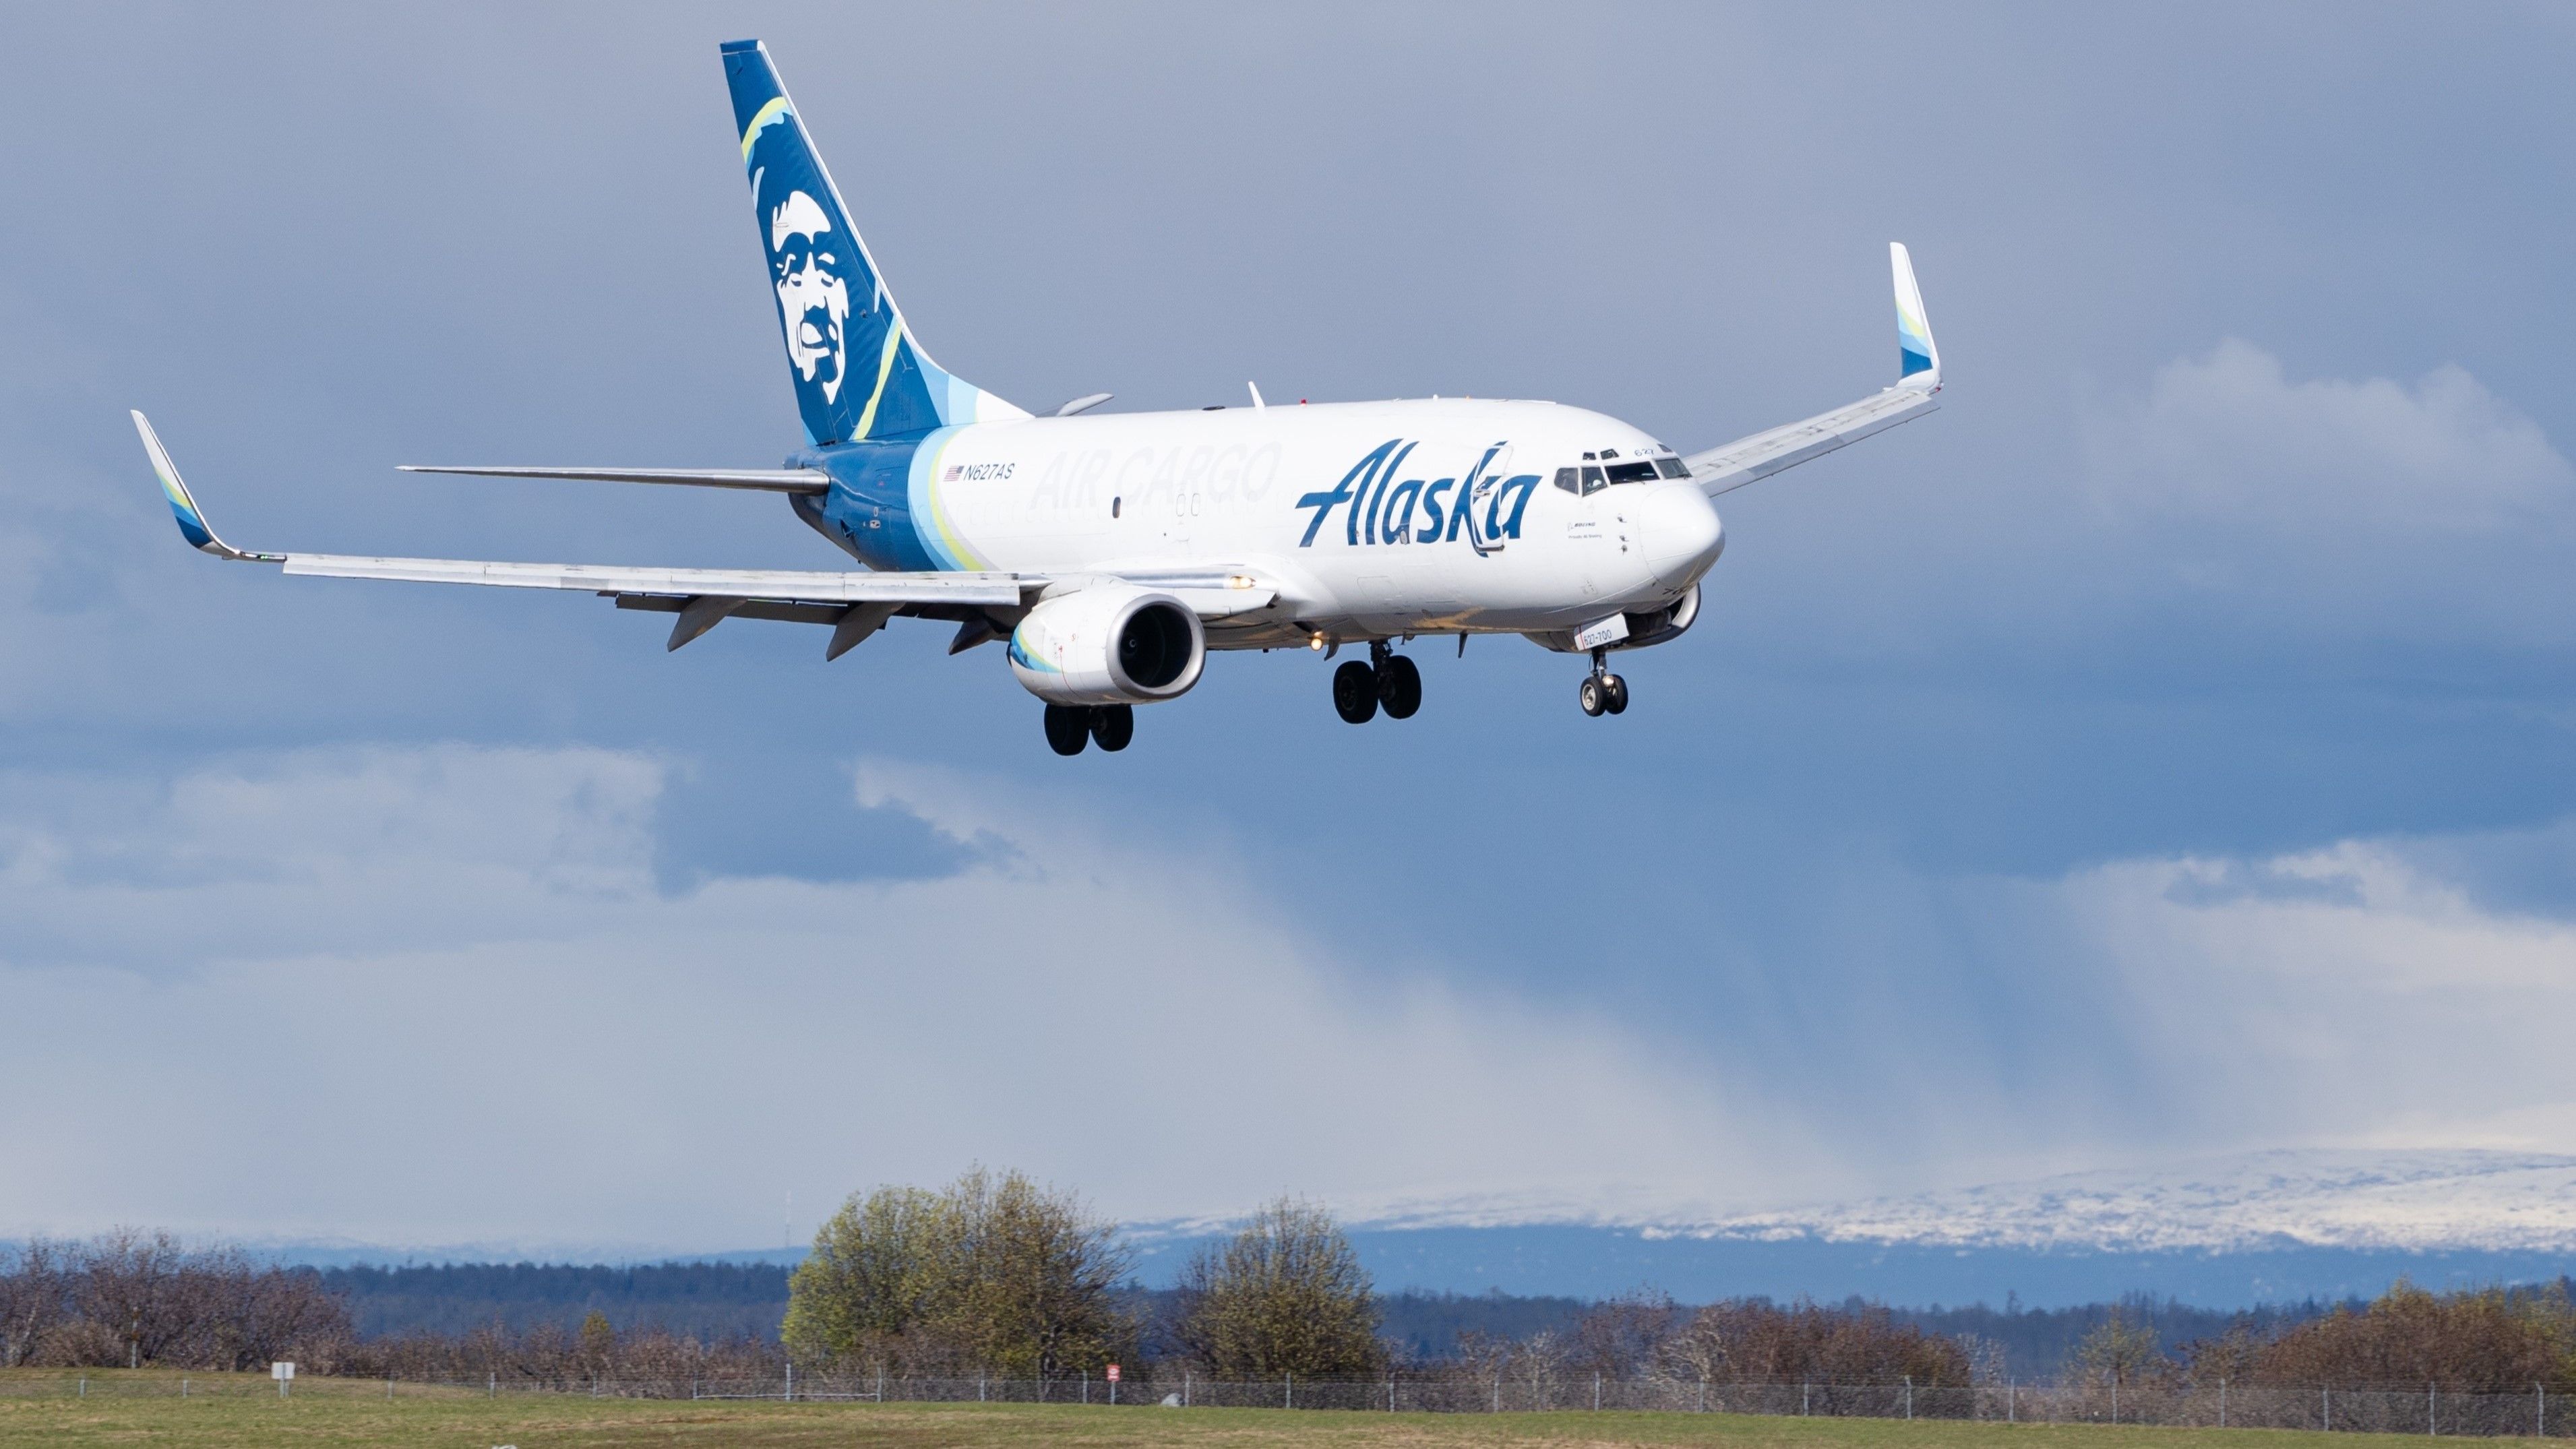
319, 1260, 791, 1341
0, 1231, 347, 1370
2079, 1281, 2576, 1392
11, 1182, 2574, 1398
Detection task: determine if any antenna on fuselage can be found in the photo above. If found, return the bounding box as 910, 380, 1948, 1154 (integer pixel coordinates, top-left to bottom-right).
1247, 381, 1266, 410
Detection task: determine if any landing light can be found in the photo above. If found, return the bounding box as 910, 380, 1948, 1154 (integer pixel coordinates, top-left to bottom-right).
1308, 633, 1327, 651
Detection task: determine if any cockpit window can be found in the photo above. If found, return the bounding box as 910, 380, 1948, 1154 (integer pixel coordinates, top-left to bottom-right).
1580, 465, 1606, 493
1654, 457, 1690, 480
1603, 460, 1659, 485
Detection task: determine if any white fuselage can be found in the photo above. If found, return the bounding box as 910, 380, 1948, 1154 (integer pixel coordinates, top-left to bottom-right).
873, 398, 1726, 649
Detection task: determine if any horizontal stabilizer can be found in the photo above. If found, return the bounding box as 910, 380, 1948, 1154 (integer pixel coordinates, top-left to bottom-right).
398, 464, 829, 494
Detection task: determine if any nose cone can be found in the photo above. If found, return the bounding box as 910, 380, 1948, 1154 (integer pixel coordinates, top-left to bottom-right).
1640, 483, 1724, 588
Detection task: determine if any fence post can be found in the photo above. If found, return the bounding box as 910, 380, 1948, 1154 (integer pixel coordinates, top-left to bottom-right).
1698, 1376, 1706, 1414
1183, 1370, 1189, 1409
1493, 1374, 1500, 1414
878, 1366, 885, 1404
2009, 1378, 2016, 1423
785, 1363, 793, 1402
2220, 1378, 2227, 1429
1389, 1375, 1396, 1413
2324, 1384, 2331, 1431
2537, 1383, 2544, 1438
1595, 1374, 1602, 1411
488, 1371, 495, 1398
78, 1376, 85, 1398
1081, 1370, 1088, 1406
1906, 1375, 1914, 1421
1285, 1371, 1292, 1410
979, 1373, 985, 1404
1801, 1381, 1809, 1416
182, 1377, 189, 1399
2429, 1382, 2436, 1436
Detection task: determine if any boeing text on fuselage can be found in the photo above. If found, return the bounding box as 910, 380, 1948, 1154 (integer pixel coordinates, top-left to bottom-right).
131, 37, 1946, 757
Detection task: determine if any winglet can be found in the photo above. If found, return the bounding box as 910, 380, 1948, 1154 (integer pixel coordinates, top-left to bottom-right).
1891, 242, 1940, 391
131, 411, 282, 562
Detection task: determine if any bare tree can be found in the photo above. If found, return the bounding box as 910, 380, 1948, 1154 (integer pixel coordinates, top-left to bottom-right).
0, 1240, 67, 1367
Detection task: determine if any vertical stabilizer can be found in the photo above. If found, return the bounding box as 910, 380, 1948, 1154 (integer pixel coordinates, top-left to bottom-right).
720, 40, 1029, 445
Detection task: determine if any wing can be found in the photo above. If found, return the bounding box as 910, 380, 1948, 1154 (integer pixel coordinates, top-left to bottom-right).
131, 413, 1280, 656
395, 464, 828, 493
133, 412, 1030, 654
1683, 242, 1943, 497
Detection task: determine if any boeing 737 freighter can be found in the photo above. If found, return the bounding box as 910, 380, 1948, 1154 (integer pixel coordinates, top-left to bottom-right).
135, 39, 1944, 756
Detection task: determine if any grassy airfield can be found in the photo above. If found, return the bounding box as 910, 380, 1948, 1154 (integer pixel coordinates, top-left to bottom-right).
0, 1372, 2539, 1449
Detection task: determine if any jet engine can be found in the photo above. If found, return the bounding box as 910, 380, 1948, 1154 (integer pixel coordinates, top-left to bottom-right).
1614, 582, 1700, 650
1007, 586, 1206, 706
1523, 584, 1701, 654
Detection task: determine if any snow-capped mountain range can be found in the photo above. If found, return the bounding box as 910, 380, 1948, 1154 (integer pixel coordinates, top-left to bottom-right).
1672, 1149, 2576, 1254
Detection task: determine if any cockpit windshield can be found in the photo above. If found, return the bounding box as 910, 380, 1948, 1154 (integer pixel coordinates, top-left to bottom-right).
1553, 448, 1690, 495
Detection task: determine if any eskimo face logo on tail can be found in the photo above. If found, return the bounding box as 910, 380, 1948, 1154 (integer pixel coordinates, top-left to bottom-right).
768, 190, 849, 403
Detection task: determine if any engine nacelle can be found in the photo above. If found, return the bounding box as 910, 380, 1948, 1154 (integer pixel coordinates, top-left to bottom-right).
1007, 586, 1206, 706
1522, 584, 1701, 654
1615, 582, 1700, 650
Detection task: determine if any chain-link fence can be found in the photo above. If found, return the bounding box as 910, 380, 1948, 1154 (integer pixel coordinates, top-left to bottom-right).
1, 1367, 2568, 1434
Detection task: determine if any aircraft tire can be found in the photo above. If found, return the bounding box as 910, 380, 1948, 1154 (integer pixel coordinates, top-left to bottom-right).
1578, 676, 1607, 717
1091, 704, 1134, 752
1378, 654, 1422, 719
1332, 660, 1380, 724
1603, 675, 1628, 715
1043, 704, 1091, 756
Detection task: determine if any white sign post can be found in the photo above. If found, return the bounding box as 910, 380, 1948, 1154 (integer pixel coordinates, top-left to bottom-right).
1107, 1363, 1120, 1405
272, 1361, 295, 1398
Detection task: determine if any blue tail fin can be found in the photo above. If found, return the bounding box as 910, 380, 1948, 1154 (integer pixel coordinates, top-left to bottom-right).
720, 40, 1026, 445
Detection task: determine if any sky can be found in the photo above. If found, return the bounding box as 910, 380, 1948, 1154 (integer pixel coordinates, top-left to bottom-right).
2, 3, 2573, 1256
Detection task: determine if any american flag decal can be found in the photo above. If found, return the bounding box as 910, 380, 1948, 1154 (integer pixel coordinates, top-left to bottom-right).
943, 465, 962, 482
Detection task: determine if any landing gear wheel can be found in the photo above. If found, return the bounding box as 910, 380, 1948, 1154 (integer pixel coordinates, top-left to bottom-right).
1090, 704, 1134, 752
1378, 654, 1422, 719
1043, 704, 1090, 756
1601, 674, 1628, 715
1332, 660, 1380, 723
1578, 676, 1607, 717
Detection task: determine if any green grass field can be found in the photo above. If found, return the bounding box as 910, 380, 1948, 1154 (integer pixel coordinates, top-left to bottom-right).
0, 1372, 2540, 1449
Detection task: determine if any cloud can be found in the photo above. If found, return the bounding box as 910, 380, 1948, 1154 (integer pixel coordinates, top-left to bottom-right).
6, 743, 2573, 1256
2079, 340, 2576, 644
2043, 820, 2576, 1152
0, 745, 1789, 1249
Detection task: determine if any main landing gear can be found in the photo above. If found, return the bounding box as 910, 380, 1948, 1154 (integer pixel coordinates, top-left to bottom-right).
1332, 642, 1422, 724
1043, 703, 1133, 756
1578, 648, 1629, 718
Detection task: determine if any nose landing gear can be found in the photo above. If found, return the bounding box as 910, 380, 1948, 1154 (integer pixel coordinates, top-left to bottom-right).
1578, 648, 1629, 718
1042, 703, 1134, 755
1332, 642, 1423, 724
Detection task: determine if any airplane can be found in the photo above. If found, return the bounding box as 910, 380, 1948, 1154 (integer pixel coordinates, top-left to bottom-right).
133, 38, 1942, 758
